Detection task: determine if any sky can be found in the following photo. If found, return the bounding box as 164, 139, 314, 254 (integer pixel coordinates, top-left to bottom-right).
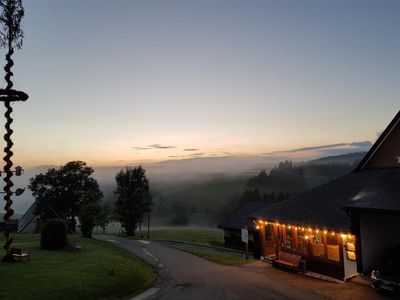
2, 0, 399, 168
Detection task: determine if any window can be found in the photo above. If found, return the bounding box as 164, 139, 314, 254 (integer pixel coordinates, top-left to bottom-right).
296, 230, 308, 255
311, 231, 325, 258
285, 228, 293, 250
326, 234, 340, 262
278, 226, 285, 249
265, 224, 273, 242
345, 241, 356, 261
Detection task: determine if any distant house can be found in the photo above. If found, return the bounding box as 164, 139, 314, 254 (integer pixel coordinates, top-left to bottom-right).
253, 111, 400, 281
218, 200, 273, 256
18, 201, 39, 233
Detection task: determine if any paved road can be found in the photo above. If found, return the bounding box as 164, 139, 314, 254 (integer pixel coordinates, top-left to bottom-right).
96, 235, 386, 300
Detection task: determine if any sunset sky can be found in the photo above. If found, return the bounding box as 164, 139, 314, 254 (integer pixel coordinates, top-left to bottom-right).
3, 0, 399, 167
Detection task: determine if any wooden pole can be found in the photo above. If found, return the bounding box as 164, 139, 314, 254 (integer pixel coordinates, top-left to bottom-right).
147, 212, 150, 239
244, 225, 248, 260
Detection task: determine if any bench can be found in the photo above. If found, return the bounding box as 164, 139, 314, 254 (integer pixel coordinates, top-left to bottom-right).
273, 250, 301, 270
66, 243, 82, 252
11, 248, 30, 261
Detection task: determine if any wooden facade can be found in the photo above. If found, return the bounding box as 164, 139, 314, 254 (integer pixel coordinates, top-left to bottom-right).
258, 222, 356, 279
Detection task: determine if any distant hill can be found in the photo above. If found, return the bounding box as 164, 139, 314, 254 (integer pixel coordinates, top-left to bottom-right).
304, 152, 366, 166
301, 152, 365, 188
152, 152, 367, 225
216, 152, 367, 224
246, 152, 366, 195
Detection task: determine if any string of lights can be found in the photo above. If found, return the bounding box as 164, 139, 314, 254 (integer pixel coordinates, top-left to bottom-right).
254, 219, 355, 241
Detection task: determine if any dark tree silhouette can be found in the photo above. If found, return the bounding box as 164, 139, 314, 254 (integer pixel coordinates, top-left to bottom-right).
29, 161, 103, 236
79, 201, 101, 238
115, 166, 152, 236
95, 201, 114, 234
0, 0, 27, 261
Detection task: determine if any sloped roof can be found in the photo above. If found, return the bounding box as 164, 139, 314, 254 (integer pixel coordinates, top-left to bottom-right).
219, 200, 273, 231
343, 168, 400, 213
356, 110, 400, 171
18, 201, 38, 232
253, 169, 400, 231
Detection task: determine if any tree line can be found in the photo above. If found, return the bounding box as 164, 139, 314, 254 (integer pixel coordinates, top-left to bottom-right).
218, 158, 360, 222
29, 161, 152, 237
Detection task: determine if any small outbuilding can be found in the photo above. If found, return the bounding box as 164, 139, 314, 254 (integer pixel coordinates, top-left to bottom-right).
219, 200, 273, 255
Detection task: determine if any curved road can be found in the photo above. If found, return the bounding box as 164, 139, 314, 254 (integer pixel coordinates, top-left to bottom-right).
96, 235, 384, 300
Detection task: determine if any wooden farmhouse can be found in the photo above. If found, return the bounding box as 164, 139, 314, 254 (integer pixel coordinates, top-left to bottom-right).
219, 200, 271, 255
252, 110, 400, 280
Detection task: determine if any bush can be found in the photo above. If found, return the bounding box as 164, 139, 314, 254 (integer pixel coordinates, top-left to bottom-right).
41, 219, 67, 250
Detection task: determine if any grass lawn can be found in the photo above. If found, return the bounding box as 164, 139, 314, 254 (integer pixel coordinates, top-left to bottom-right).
172, 244, 252, 266
0, 234, 156, 300
135, 227, 224, 246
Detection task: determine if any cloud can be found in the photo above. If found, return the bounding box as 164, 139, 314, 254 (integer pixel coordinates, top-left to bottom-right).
132, 146, 152, 151
132, 144, 177, 151
184, 148, 200, 151
349, 141, 373, 147
264, 143, 348, 155
148, 144, 176, 149
190, 152, 204, 156
264, 141, 372, 156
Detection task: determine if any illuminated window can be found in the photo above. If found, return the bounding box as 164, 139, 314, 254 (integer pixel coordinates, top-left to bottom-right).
285, 228, 293, 250
279, 226, 286, 249
311, 231, 325, 258
326, 234, 340, 262
345, 242, 356, 261
296, 230, 309, 255
265, 224, 273, 242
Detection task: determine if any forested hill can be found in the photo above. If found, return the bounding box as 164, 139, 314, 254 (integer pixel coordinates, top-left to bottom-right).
246, 152, 365, 196
247, 160, 308, 195
303, 152, 366, 166
151, 152, 366, 226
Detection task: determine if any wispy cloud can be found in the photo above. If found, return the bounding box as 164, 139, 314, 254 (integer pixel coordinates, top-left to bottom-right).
349, 141, 373, 147
265, 143, 348, 155
132, 144, 177, 151
190, 152, 204, 156
264, 141, 372, 156
132, 146, 152, 151
184, 148, 200, 152
148, 144, 176, 149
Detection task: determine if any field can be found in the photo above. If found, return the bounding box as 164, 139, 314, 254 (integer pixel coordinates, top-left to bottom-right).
132, 227, 250, 266
0, 234, 156, 300
171, 244, 251, 266
135, 227, 224, 246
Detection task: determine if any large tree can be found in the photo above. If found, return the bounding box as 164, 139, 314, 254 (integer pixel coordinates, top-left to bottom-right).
29, 161, 103, 235
115, 166, 152, 236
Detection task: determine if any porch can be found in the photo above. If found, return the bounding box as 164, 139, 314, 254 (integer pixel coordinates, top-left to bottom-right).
256, 220, 357, 280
